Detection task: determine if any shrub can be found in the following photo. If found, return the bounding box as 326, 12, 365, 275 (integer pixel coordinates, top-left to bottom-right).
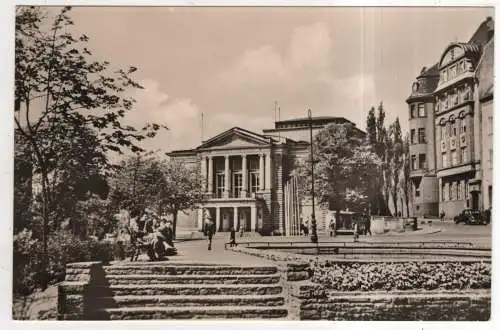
310, 260, 491, 291
13, 229, 118, 296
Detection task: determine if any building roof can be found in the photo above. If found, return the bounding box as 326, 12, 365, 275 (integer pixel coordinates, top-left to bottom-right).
275, 116, 353, 126
469, 16, 494, 46
476, 38, 494, 100
418, 63, 439, 78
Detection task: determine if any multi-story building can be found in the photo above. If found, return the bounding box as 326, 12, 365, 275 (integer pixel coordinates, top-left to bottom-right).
168, 116, 365, 234
407, 17, 494, 218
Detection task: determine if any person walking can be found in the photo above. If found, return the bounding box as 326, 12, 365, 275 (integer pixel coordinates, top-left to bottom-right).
364, 210, 372, 236
204, 218, 216, 250
229, 227, 237, 247
440, 210, 446, 222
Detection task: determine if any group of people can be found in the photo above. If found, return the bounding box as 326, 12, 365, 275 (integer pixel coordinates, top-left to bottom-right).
127, 208, 176, 260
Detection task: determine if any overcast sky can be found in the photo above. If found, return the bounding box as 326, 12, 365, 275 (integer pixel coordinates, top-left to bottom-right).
61, 6, 494, 153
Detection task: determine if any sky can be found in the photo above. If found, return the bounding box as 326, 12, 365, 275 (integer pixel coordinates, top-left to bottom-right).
48, 6, 494, 154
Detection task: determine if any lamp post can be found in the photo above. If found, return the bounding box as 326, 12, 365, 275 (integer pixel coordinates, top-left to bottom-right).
308, 109, 318, 244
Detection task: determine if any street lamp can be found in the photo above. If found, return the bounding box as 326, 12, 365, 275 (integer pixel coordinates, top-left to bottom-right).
308, 109, 318, 244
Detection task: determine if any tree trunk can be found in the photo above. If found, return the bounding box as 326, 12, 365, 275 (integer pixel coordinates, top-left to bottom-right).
172, 210, 178, 240
335, 209, 341, 231
392, 190, 398, 217
405, 191, 410, 218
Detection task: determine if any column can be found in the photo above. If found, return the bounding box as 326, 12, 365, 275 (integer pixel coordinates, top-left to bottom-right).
259, 153, 265, 191
207, 156, 214, 195
250, 204, 257, 232
224, 155, 230, 198
200, 156, 207, 192
242, 154, 248, 197
233, 206, 238, 229
216, 207, 221, 232
197, 208, 203, 230
265, 152, 271, 190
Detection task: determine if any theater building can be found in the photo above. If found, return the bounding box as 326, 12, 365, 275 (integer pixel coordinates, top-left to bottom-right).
407, 17, 494, 218
168, 116, 364, 234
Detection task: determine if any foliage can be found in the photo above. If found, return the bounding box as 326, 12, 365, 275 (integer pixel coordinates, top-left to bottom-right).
310, 260, 491, 291
13, 229, 115, 296
389, 118, 404, 216
110, 156, 203, 237
295, 123, 381, 214
14, 6, 166, 279
400, 134, 412, 217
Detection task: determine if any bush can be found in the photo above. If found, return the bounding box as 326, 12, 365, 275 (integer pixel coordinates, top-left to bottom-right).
13, 229, 117, 296
310, 260, 491, 291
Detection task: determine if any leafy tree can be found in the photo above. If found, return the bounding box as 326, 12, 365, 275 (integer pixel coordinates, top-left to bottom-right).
295, 123, 382, 225
389, 117, 404, 216
110, 154, 165, 216
14, 130, 33, 233
400, 134, 412, 217
110, 156, 203, 239
157, 160, 204, 239
14, 6, 166, 285
365, 103, 391, 215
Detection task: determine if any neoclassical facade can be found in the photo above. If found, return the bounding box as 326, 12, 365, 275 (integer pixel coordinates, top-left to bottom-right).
407, 17, 494, 218
168, 116, 364, 234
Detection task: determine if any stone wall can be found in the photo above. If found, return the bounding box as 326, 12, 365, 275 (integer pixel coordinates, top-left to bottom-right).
57, 261, 104, 320
232, 246, 491, 321
296, 284, 490, 321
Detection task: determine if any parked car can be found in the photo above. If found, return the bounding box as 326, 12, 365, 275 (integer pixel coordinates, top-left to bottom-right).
454, 209, 489, 225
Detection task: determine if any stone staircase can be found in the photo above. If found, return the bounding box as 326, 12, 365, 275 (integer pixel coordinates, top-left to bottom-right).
86, 262, 288, 320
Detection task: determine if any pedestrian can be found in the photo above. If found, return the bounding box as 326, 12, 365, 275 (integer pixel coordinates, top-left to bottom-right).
440, 210, 446, 222
204, 218, 216, 250
353, 222, 359, 242
329, 218, 336, 237
239, 224, 245, 237
229, 227, 237, 247
364, 210, 372, 236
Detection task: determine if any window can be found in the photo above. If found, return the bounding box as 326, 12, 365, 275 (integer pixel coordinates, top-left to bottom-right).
232, 173, 242, 198
418, 104, 426, 117
249, 172, 260, 193
449, 183, 454, 201
410, 129, 416, 144
411, 155, 417, 170
452, 123, 457, 136
443, 183, 448, 201
489, 149, 493, 169
458, 181, 463, 200
418, 154, 426, 169
461, 147, 468, 163
410, 104, 417, 119
415, 189, 420, 197
216, 173, 225, 198
451, 150, 458, 166
418, 128, 426, 143
441, 126, 446, 140
442, 153, 448, 168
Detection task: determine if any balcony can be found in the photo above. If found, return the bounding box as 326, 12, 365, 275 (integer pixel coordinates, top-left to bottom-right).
441, 140, 447, 152
460, 133, 467, 146
450, 136, 457, 150
203, 190, 265, 201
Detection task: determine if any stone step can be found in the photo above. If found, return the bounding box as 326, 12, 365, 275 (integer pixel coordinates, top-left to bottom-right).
97, 284, 283, 296
103, 264, 278, 276
105, 274, 281, 285
95, 294, 285, 308
89, 306, 288, 320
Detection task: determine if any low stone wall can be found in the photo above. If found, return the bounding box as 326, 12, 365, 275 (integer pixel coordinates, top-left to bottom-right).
231, 246, 491, 321
371, 216, 413, 235
57, 261, 104, 320
297, 284, 490, 321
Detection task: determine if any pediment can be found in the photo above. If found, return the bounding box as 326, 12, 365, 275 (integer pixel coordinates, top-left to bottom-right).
198, 127, 271, 150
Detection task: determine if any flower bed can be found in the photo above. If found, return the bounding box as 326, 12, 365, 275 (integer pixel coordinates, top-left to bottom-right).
310, 260, 491, 291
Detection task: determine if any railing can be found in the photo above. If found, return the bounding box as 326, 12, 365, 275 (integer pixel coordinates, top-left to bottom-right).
233, 240, 491, 259
203, 191, 265, 199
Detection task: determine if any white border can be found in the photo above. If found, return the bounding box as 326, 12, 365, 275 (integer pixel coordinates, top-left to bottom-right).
1, 1, 498, 330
